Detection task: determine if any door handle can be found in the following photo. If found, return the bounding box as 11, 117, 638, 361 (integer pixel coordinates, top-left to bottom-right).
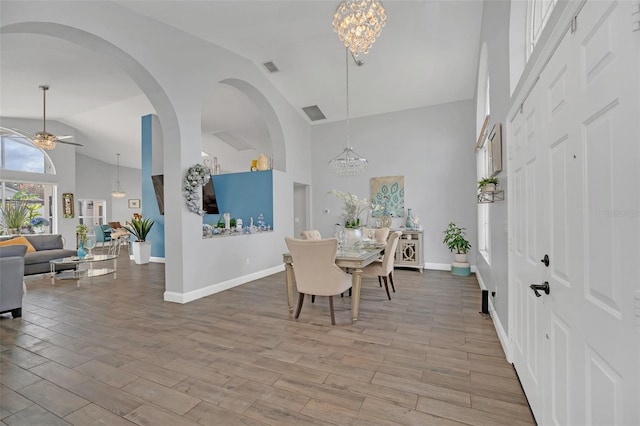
529, 281, 550, 297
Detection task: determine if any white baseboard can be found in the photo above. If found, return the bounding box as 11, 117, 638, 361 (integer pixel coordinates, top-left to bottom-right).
475, 270, 511, 361
164, 264, 285, 304
128, 255, 165, 263
424, 262, 450, 271
424, 262, 477, 273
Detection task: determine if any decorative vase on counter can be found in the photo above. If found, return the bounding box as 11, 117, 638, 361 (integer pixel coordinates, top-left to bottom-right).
77, 240, 86, 259
406, 208, 415, 230
256, 154, 269, 171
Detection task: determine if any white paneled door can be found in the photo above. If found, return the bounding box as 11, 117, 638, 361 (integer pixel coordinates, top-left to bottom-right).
509, 1, 640, 424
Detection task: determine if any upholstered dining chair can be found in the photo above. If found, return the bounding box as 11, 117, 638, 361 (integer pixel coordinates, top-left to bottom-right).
373, 227, 390, 243
362, 231, 402, 300
94, 224, 112, 250
285, 237, 352, 325
300, 230, 322, 240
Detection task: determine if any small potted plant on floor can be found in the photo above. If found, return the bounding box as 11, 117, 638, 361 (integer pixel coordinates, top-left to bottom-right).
443, 222, 471, 263
123, 215, 155, 264
477, 176, 499, 193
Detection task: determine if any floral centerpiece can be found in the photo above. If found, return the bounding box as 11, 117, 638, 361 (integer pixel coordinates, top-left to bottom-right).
330, 190, 380, 228
30, 217, 49, 233
75, 223, 89, 242
183, 163, 211, 216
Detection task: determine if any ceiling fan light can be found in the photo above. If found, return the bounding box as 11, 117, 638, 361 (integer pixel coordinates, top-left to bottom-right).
33, 131, 57, 150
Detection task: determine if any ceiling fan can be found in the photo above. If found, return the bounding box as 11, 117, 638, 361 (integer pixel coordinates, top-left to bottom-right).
32, 85, 83, 150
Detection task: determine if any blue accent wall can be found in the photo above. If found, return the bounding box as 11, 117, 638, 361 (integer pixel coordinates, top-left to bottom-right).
141, 114, 165, 257
204, 170, 273, 229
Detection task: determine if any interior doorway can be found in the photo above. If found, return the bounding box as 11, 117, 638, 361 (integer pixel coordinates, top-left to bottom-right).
293, 183, 310, 239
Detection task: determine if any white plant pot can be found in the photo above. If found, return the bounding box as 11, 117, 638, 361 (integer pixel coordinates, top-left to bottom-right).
482, 183, 496, 192
453, 253, 467, 263
132, 241, 151, 264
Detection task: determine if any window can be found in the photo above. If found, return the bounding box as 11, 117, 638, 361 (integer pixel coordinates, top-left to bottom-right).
526, 0, 557, 60
476, 75, 491, 264
477, 141, 491, 263
1, 128, 57, 234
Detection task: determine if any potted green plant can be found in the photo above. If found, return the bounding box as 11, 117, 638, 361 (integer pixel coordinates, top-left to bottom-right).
123, 216, 155, 264
443, 222, 471, 263
1, 202, 30, 234
477, 176, 499, 193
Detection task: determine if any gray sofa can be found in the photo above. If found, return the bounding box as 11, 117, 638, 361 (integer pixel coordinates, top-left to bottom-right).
0, 245, 27, 317
0, 234, 77, 275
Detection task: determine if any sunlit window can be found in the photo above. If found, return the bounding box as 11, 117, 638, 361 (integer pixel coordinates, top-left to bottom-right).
477, 76, 491, 264
527, 0, 557, 59
1, 128, 56, 234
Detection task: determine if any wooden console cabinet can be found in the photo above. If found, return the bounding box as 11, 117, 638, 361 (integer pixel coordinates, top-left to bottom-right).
394, 229, 423, 272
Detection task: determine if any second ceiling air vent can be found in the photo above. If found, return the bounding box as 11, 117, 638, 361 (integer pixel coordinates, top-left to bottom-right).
302, 105, 326, 122
263, 61, 279, 73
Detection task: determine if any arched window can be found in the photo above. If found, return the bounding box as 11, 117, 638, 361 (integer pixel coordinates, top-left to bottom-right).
526, 0, 557, 60
1, 128, 57, 234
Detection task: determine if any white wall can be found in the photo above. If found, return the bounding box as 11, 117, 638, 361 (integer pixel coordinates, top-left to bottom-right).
310, 100, 477, 267
75, 153, 141, 224
475, 0, 511, 337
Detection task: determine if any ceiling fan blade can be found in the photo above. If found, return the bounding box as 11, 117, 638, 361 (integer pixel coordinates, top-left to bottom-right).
56, 139, 84, 147
57, 135, 74, 140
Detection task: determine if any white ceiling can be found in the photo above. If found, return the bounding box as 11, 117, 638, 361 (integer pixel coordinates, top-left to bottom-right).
0, 1, 483, 169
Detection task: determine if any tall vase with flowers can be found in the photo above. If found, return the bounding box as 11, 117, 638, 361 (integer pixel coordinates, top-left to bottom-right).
330, 190, 380, 247
75, 223, 89, 259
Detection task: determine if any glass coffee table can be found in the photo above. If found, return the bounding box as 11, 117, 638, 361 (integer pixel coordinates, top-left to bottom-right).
50, 254, 118, 284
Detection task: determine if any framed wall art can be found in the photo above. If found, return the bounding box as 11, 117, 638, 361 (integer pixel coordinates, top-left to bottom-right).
62, 193, 74, 218
476, 115, 490, 150
370, 176, 405, 217
489, 123, 502, 176
128, 199, 140, 209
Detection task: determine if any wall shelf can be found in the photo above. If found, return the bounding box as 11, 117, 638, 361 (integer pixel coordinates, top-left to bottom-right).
477, 189, 504, 203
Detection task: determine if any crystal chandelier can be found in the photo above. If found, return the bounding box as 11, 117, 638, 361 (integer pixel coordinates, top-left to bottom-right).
329, 49, 368, 177
332, 0, 386, 57
111, 153, 126, 198
33, 85, 57, 150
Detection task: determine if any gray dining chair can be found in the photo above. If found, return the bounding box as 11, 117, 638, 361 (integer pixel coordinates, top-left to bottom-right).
285, 237, 352, 325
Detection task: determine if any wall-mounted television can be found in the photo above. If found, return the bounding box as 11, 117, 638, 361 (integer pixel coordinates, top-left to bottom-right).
202, 179, 219, 214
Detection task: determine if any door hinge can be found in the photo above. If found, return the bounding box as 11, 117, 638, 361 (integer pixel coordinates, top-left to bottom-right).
633, 1, 640, 32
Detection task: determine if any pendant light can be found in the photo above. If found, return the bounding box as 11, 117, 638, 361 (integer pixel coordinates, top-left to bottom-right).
329, 48, 368, 177
111, 153, 126, 198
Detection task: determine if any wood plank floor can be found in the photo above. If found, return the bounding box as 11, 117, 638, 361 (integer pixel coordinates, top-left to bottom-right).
1, 251, 535, 425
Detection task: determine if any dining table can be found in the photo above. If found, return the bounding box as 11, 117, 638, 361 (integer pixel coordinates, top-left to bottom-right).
282, 244, 385, 323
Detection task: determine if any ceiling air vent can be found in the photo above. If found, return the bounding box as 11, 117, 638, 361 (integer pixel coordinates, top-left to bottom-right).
263, 61, 279, 73
302, 105, 326, 122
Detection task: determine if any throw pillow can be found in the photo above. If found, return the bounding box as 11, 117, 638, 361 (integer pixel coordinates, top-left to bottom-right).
0, 236, 36, 253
